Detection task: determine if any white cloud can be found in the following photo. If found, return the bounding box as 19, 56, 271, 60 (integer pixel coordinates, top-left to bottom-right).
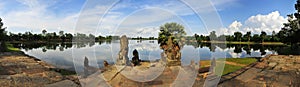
244, 11, 287, 34
146, 0, 237, 16
218, 11, 288, 35
120, 8, 174, 26
0, 3, 4, 11
1, 0, 236, 36
115, 27, 160, 38
1, 0, 77, 34
17, 0, 40, 8
219, 21, 242, 35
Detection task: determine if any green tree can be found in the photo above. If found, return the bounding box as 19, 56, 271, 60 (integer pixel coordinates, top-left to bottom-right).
42, 29, 47, 36
158, 22, 186, 44
252, 34, 261, 43
260, 31, 267, 43
209, 31, 217, 41
225, 35, 234, 41
271, 31, 276, 42
59, 31, 65, 41
0, 18, 7, 51
194, 33, 201, 42
234, 31, 242, 42
59, 31, 64, 37
65, 33, 73, 41
279, 0, 300, 47
244, 31, 251, 42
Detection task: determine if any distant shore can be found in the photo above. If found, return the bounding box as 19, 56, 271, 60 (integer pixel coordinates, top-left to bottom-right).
197, 41, 285, 45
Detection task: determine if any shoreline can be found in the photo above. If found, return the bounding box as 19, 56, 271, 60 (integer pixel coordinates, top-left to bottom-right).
1, 51, 299, 86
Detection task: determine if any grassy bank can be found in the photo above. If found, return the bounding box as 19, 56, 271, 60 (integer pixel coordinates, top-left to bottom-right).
200, 58, 257, 75
5, 43, 20, 52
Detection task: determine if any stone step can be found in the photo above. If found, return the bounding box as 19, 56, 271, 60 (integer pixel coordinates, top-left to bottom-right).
45, 80, 79, 87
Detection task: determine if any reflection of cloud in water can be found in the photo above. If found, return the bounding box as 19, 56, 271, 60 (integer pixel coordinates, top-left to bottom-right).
214, 46, 275, 58
181, 46, 200, 65
128, 42, 161, 60
22, 41, 279, 73
129, 43, 158, 51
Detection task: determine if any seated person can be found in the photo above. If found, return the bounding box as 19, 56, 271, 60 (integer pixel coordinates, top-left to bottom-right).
131, 49, 141, 66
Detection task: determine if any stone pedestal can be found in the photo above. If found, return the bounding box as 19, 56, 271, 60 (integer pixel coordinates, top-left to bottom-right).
116, 35, 130, 65
166, 58, 181, 66
164, 37, 182, 66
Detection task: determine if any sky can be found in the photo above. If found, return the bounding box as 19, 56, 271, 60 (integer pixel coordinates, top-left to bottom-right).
0, 0, 297, 37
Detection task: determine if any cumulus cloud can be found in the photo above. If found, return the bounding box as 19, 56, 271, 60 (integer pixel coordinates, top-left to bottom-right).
218, 11, 288, 35
219, 21, 242, 35
1, 0, 236, 37
115, 27, 160, 38
1, 0, 78, 33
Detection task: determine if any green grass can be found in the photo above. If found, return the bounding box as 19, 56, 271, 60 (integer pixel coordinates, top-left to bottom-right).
227, 41, 256, 44
221, 64, 243, 75
5, 43, 20, 52
225, 58, 257, 65
200, 58, 258, 75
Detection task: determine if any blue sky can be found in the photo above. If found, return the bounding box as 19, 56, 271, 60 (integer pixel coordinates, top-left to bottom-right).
0, 0, 297, 37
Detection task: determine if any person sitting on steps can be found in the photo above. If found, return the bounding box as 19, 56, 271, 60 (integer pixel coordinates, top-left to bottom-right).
131, 49, 141, 66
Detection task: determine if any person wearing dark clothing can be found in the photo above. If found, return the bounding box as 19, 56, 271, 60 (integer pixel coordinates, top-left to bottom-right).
131, 49, 141, 66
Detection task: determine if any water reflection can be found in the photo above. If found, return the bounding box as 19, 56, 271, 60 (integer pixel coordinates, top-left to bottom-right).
11, 41, 292, 56
11, 40, 298, 71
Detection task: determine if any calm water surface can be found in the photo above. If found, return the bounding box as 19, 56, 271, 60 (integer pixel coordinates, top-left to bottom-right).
13, 40, 283, 71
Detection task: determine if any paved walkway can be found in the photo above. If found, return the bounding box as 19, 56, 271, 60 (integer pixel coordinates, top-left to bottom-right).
85, 55, 300, 87
0, 52, 80, 87
218, 55, 300, 87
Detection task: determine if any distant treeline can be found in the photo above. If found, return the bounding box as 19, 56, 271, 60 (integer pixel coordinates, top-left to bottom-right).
4, 30, 158, 42
191, 31, 281, 43
2, 30, 287, 43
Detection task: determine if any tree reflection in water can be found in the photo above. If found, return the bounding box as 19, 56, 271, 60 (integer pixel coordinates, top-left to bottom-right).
10, 40, 300, 55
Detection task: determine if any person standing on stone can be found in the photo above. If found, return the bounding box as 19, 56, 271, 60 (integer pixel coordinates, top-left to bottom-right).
131, 49, 141, 66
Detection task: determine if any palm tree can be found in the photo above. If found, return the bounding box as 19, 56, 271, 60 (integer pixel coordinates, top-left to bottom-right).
158, 22, 186, 44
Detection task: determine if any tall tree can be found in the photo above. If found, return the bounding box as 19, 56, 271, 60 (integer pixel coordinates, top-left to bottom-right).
209, 31, 217, 41
59, 31, 64, 37
42, 29, 47, 36
252, 34, 261, 43
158, 22, 186, 44
59, 31, 65, 41
271, 31, 278, 42
234, 31, 242, 42
260, 31, 267, 43
280, 0, 300, 47
244, 31, 251, 42
0, 18, 7, 51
